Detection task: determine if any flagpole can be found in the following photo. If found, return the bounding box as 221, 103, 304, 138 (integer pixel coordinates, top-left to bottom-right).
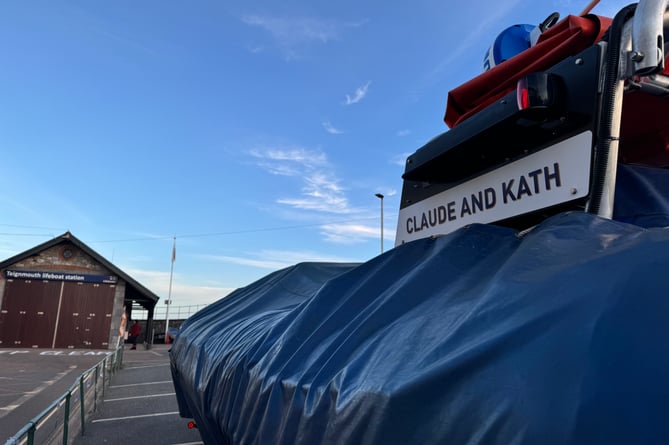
165, 236, 175, 344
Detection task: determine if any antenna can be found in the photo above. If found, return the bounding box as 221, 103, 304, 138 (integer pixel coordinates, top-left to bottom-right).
579, 0, 601, 15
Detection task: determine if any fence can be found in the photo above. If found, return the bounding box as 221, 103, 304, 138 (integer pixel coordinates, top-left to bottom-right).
132, 304, 208, 321
4, 346, 124, 445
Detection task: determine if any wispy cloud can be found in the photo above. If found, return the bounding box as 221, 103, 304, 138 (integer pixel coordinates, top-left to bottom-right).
319, 220, 396, 244
397, 129, 411, 137
345, 81, 371, 105
391, 152, 412, 167
278, 172, 350, 213
201, 249, 357, 270
250, 146, 352, 214
319, 223, 378, 243
250, 147, 327, 165
246, 44, 265, 54
242, 14, 341, 60
322, 121, 343, 134
249, 146, 399, 243
249, 147, 326, 176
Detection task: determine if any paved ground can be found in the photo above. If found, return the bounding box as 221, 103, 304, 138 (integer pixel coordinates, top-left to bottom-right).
0, 348, 112, 443
73, 345, 203, 445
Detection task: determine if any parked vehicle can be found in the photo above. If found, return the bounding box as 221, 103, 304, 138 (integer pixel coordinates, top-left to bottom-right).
154, 327, 179, 344
170, 2, 669, 443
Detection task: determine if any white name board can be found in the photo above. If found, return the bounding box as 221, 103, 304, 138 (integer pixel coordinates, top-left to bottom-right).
395, 131, 592, 245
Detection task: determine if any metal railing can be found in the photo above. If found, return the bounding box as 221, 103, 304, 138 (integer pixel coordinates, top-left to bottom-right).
132, 304, 208, 321
4, 346, 124, 445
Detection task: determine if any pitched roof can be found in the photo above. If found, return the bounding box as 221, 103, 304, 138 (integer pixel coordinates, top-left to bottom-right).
0, 231, 159, 310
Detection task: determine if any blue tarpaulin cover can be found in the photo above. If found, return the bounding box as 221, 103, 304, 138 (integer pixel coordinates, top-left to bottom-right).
170, 163, 669, 444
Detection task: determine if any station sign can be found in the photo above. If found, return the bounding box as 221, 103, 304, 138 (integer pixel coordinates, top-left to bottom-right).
5, 269, 118, 284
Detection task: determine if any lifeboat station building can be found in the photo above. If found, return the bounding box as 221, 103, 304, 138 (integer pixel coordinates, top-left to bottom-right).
0, 232, 159, 350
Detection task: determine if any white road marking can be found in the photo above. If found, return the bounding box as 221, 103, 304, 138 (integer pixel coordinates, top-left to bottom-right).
0, 392, 27, 398
110, 380, 173, 388
0, 404, 19, 412
122, 364, 169, 370
0, 366, 76, 419
91, 411, 180, 423
104, 393, 175, 402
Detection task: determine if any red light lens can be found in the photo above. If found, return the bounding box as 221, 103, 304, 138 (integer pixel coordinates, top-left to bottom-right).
516, 72, 558, 110
187, 420, 197, 429
517, 77, 531, 109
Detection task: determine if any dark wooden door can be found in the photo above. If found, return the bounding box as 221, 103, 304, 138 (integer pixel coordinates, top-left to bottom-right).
0, 280, 61, 348
54, 283, 115, 349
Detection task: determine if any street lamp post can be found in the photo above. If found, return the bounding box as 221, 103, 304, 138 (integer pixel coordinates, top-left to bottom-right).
375, 193, 384, 254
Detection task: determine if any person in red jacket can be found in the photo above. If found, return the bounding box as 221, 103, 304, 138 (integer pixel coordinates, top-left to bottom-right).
129, 320, 142, 350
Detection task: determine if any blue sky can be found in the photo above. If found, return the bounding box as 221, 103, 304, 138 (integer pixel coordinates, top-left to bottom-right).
0, 0, 627, 306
